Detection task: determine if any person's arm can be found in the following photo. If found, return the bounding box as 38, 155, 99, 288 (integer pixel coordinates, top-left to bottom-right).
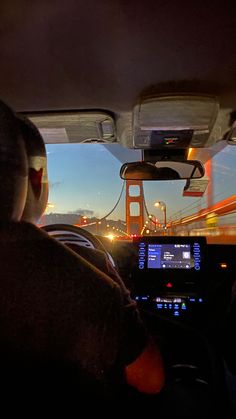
125, 337, 165, 394
68, 245, 165, 392
98, 251, 165, 393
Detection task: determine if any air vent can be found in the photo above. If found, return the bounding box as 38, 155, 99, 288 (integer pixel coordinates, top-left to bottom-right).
27, 111, 116, 144
133, 95, 219, 149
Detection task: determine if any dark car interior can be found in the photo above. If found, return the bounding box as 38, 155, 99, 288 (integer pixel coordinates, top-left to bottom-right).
1, 1, 236, 416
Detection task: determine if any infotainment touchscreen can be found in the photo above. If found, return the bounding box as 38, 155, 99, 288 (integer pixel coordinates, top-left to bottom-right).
147, 243, 192, 269
134, 236, 206, 271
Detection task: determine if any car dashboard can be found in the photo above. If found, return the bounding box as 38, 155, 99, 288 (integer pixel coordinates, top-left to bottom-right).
107, 235, 236, 333
130, 236, 205, 321
46, 226, 235, 337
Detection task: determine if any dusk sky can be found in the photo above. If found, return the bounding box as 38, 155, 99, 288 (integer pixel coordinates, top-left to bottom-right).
46, 143, 236, 222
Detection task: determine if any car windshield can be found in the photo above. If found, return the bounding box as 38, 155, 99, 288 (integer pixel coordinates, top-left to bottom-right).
41, 142, 236, 243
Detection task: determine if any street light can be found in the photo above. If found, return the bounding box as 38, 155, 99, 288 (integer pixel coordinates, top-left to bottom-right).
154, 201, 167, 229
148, 214, 158, 230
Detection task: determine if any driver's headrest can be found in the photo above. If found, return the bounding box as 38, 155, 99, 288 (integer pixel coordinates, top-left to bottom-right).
18, 116, 49, 225
0, 99, 28, 222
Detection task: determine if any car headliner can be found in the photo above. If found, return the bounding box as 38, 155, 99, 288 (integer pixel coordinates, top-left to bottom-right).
0, 1, 236, 113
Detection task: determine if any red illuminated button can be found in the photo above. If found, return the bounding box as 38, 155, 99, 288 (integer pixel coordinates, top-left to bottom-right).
166, 282, 173, 288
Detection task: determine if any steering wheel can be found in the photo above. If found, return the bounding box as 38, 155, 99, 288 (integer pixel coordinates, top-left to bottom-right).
42, 223, 116, 267
42, 223, 108, 250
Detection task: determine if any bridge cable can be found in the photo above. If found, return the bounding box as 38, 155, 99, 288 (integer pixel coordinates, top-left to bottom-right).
99, 181, 125, 220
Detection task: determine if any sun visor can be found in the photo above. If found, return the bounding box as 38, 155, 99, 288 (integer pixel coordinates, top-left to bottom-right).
133, 95, 219, 149
27, 112, 116, 144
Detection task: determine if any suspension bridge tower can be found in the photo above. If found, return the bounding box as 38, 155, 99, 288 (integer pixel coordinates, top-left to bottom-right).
126, 180, 145, 235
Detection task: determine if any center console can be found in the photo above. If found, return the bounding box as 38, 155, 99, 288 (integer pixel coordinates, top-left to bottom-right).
131, 236, 207, 320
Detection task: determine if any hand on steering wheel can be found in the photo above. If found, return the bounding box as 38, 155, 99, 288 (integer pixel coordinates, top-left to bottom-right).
42, 223, 116, 268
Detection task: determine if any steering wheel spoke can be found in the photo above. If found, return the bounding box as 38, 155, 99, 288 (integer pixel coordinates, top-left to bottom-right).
42, 223, 116, 268
42, 224, 107, 250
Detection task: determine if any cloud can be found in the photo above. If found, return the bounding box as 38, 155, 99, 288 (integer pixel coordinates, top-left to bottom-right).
67, 208, 94, 216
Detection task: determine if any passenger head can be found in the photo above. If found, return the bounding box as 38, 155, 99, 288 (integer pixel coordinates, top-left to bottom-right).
156, 167, 181, 180
0, 99, 28, 222
18, 116, 49, 224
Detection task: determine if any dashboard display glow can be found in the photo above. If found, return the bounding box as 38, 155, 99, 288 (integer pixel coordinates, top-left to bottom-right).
137, 240, 202, 271
147, 244, 192, 269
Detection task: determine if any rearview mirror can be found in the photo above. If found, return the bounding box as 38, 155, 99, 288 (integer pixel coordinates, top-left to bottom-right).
120, 160, 205, 181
